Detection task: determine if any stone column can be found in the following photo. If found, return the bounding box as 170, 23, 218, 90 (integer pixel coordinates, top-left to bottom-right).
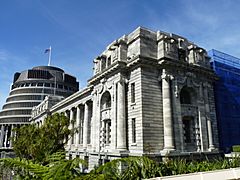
172, 79, 184, 151
10, 125, 14, 147
113, 82, 118, 149
80, 105, 84, 144
207, 118, 214, 150
117, 77, 127, 150
161, 69, 175, 152
91, 93, 97, 151
67, 109, 74, 146
4, 125, 8, 147
204, 84, 215, 150
0, 125, 4, 147
198, 110, 203, 152
75, 106, 80, 145
64, 111, 68, 118
83, 103, 89, 149
94, 94, 101, 152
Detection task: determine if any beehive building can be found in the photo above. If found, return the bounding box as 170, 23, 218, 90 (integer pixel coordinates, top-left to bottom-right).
0, 66, 79, 151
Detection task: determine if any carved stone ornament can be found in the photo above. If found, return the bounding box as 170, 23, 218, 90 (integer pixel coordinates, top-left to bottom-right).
176, 72, 200, 88
98, 83, 104, 94
173, 79, 179, 98
106, 81, 113, 90
161, 69, 174, 81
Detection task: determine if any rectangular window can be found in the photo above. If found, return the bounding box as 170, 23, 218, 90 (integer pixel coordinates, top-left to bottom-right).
104, 120, 111, 145
107, 56, 111, 67
131, 83, 135, 103
183, 119, 191, 143
58, 84, 63, 89
132, 118, 136, 143
101, 57, 106, 70
45, 83, 50, 87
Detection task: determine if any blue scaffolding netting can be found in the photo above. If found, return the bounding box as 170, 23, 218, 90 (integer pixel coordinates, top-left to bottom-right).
209, 49, 240, 152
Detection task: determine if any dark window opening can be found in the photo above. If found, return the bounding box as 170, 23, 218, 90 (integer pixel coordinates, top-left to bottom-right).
183, 117, 192, 143
105, 120, 111, 144
58, 84, 63, 89
101, 57, 106, 70
100, 91, 111, 110
107, 56, 111, 67
180, 88, 191, 104
28, 69, 52, 79
37, 83, 43, 87
179, 49, 186, 61
132, 118, 136, 143
45, 83, 50, 87
131, 83, 135, 103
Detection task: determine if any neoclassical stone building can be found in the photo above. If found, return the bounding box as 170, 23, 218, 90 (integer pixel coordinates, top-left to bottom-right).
31, 27, 219, 170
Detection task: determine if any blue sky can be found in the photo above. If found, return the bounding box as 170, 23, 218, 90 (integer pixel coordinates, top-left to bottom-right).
0, 0, 240, 108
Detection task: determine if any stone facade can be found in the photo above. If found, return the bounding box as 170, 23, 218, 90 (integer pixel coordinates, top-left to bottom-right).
31, 27, 219, 170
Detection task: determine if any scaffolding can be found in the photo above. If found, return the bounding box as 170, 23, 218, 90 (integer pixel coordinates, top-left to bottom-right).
209, 49, 240, 153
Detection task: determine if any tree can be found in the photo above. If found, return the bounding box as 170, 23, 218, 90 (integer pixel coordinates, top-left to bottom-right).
12, 112, 71, 164
0, 113, 84, 179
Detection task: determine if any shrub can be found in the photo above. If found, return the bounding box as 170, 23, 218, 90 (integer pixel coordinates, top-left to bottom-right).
232, 145, 240, 152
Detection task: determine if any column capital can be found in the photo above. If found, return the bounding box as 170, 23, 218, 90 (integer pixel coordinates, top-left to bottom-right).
116, 74, 128, 84
160, 69, 174, 81
203, 82, 211, 88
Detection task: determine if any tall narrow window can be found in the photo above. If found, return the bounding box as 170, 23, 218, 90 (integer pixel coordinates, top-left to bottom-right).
183, 117, 192, 143
131, 83, 135, 103
180, 87, 191, 104
132, 118, 136, 143
105, 120, 111, 144
107, 56, 111, 67
178, 49, 186, 61
101, 57, 106, 70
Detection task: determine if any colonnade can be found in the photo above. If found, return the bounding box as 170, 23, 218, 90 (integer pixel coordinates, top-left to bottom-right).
65, 101, 93, 150
0, 124, 18, 148
64, 76, 128, 153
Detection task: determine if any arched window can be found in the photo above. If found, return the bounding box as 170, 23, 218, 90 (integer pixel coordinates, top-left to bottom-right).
180, 88, 191, 104
180, 86, 196, 104
100, 91, 111, 110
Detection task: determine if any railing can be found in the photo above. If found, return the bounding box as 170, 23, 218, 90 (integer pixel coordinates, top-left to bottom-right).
181, 104, 198, 116
101, 108, 111, 120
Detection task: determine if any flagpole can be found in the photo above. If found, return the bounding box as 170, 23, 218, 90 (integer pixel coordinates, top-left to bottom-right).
48, 46, 52, 66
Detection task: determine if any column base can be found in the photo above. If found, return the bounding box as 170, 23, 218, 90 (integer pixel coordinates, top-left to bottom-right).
116, 148, 128, 153
160, 148, 176, 156
208, 146, 217, 152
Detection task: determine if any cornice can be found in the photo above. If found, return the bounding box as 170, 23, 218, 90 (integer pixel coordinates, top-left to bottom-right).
50, 87, 92, 112
88, 61, 127, 85
158, 58, 218, 80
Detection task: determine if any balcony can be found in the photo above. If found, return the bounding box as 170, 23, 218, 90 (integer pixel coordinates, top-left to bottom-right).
101, 108, 111, 120
181, 104, 198, 117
